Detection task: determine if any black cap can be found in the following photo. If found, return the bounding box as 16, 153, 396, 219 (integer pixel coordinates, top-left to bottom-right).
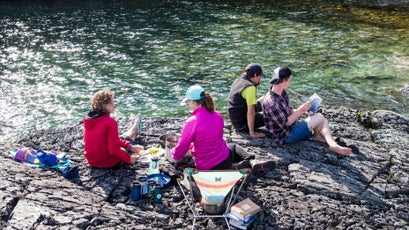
245, 63, 266, 77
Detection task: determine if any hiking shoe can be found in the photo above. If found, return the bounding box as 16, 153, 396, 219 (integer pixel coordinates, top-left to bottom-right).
251, 160, 275, 175
233, 160, 251, 170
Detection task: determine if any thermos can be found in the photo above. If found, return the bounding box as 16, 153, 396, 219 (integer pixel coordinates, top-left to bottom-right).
130, 181, 141, 201
148, 156, 160, 175
152, 184, 163, 203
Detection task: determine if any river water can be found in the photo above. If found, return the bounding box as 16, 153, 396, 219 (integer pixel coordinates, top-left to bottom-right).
1, 0, 408, 142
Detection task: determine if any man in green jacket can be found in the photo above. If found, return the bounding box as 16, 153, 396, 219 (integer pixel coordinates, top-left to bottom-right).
228, 63, 266, 138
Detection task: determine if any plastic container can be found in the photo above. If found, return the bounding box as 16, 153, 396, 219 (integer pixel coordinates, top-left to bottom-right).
146, 173, 172, 188
137, 176, 148, 195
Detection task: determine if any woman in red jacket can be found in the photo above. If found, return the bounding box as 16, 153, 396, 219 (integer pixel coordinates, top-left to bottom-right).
83, 89, 143, 169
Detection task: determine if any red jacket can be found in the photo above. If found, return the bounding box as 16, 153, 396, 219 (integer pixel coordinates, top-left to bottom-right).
83, 114, 131, 168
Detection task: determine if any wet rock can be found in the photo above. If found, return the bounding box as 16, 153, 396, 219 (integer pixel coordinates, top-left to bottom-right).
0, 106, 408, 229
400, 83, 409, 97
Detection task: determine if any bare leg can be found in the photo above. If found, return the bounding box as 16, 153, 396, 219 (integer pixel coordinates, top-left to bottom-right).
122, 113, 141, 140
307, 114, 352, 156
305, 114, 326, 143
312, 133, 326, 143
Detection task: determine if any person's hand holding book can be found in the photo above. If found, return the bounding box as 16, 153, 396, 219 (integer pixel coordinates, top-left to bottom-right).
307, 93, 322, 115
297, 101, 314, 116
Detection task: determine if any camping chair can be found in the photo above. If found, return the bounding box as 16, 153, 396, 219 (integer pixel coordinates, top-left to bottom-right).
177, 167, 251, 230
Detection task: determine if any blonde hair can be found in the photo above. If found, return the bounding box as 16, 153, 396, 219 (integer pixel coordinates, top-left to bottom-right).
91, 89, 114, 114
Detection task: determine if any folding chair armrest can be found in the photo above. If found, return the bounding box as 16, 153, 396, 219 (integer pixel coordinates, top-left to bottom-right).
176, 177, 184, 184
239, 168, 252, 175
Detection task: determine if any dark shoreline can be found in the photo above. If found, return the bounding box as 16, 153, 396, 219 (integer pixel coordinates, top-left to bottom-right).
0, 106, 408, 229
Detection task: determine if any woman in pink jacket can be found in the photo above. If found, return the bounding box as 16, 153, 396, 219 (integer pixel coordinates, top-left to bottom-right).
171, 85, 254, 170
83, 89, 144, 169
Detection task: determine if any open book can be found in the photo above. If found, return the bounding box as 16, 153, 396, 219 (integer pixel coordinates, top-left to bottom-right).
307, 93, 322, 114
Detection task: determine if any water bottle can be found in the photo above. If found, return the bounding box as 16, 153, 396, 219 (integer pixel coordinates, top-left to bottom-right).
152, 184, 163, 203
130, 181, 141, 201
148, 156, 160, 175
137, 176, 148, 195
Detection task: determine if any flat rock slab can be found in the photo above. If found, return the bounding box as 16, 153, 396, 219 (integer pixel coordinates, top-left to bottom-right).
0, 106, 408, 229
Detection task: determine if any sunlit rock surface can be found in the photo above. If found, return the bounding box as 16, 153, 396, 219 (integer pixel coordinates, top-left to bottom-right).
0, 106, 408, 229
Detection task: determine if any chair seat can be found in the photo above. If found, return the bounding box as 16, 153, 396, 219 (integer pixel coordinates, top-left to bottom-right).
201, 195, 226, 205
177, 168, 251, 230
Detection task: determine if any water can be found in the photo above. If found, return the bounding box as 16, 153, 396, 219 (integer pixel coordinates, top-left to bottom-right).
1, 0, 408, 143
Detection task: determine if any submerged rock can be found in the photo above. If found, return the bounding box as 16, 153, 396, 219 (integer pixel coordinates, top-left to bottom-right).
0, 106, 408, 229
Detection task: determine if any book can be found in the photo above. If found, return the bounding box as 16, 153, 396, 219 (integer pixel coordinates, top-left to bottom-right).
227, 211, 258, 225
230, 198, 261, 220
229, 218, 256, 230
307, 93, 322, 114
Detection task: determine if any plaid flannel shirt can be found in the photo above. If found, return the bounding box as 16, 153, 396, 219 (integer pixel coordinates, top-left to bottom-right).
262, 89, 293, 145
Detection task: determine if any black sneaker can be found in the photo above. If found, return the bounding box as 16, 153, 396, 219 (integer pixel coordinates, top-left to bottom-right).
251, 160, 275, 175
232, 160, 251, 170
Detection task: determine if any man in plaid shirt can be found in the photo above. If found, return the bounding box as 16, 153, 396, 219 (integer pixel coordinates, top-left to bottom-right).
262, 67, 352, 156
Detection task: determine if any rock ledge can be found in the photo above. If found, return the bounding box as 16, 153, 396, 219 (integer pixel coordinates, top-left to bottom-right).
0, 106, 408, 229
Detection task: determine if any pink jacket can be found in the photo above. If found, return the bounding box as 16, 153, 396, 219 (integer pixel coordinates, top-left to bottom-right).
171, 107, 229, 170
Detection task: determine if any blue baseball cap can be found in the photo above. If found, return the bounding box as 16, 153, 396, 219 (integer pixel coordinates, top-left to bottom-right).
181, 85, 205, 104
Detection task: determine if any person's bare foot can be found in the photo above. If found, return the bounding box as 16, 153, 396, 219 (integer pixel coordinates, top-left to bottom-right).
123, 113, 141, 140
131, 113, 141, 135
329, 145, 353, 156
250, 131, 266, 138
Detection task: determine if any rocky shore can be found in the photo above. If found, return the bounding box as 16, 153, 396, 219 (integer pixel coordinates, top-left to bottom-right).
0, 106, 408, 229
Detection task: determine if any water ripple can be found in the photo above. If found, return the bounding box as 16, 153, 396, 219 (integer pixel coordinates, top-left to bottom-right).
0, 0, 408, 142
